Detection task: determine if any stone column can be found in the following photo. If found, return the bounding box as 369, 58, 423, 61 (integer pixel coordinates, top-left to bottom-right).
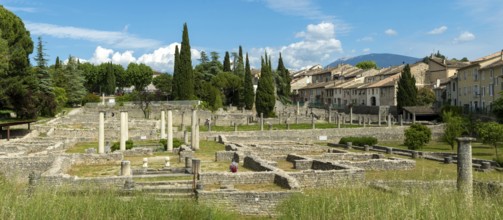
160, 110, 166, 139
337, 114, 341, 128
120, 160, 131, 176
98, 111, 105, 154
349, 107, 353, 125
358, 116, 362, 125
143, 158, 148, 168
125, 111, 129, 141
165, 156, 171, 167
295, 114, 298, 125
296, 101, 300, 116
400, 114, 403, 126
268, 122, 273, 131
363, 116, 366, 128
457, 137, 475, 205
191, 109, 197, 150
194, 121, 200, 150
120, 111, 127, 151
328, 108, 332, 123
181, 111, 185, 131
102, 93, 105, 105
167, 110, 173, 151
378, 110, 381, 127
412, 113, 416, 124
311, 113, 315, 129
387, 114, 392, 127
183, 130, 189, 145
260, 113, 264, 131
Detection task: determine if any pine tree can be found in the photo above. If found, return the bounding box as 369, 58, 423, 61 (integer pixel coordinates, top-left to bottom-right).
178, 23, 194, 100
276, 53, 291, 104
397, 64, 417, 112
54, 56, 62, 69
172, 45, 180, 99
243, 53, 254, 110
255, 53, 276, 117
223, 51, 231, 72
34, 36, 57, 116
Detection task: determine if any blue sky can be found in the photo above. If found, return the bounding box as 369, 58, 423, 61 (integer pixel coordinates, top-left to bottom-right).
1, 0, 502, 72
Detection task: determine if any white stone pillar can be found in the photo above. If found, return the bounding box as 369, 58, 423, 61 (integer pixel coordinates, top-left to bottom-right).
350, 107, 353, 125
160, 110, 166, 139
167, 110, 173, 151
120, 111, 127, 151
191, 109, 199, 150
102, 93, 105, 105
296, 101, 300, 116
387, 114, 392, 127
125, 111, 129, 141
194, 122, 200, 150
99, 111, 105, 154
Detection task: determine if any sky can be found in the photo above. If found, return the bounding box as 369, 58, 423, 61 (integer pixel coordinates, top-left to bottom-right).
1, 0, 502, 72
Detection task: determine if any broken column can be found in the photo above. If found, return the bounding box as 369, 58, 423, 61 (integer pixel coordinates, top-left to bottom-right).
328, 108, 332, 123
142, 158, 148, 168
387, 114, 392, 127
120, 111, 127, 151
167, 110, 173, 151
400, 114, 403, 126
311, 113, 315, 129
183, 130, 189, 145
296, 101, 300, 116
98, 111, 105, 154
120, 160, 131, 176
165, 156, 171, 167
161, 110, 166, 139
456, 137, 475, 205
337, 114, 341, 128
378, 110, 381, 127
412, 112, 416, 124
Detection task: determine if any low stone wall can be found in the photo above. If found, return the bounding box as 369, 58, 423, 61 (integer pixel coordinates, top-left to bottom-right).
243, 155, 276, 171
337, 158, 416, 171
289, 168, 364, 188
316, 153, 379, 161
72, 152, 123, 165
0, 156, 56, 182
218, 125, 444, 143
122, 147, 154, 156
197, 190, 298, 216
199, 172, 275, 185
311, 160, 348, 170
215, 151, 239, 162
39, 174, 130, 188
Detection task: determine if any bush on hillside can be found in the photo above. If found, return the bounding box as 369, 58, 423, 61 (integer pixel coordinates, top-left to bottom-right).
339, 136, 377, 146
159, 138, 183, 151
111, 140, 134, 151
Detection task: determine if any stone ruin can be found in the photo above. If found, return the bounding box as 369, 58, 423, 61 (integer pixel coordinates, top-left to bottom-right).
1, 102, 502, 216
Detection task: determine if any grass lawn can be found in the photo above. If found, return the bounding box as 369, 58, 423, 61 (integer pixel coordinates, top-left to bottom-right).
378, 140, 500, 161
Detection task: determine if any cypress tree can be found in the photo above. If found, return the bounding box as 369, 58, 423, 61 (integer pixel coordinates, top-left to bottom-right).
233, 46, 245, 107
172, 45, 180, 99
397, 64, 417, 112
276, 53, 291, 104
54, 56, 61, 69
243, 53, 254, 110
178, 23, 194, 100
103, 62, 116, 95
255, 53, 276, 117
223, 51, 231, 72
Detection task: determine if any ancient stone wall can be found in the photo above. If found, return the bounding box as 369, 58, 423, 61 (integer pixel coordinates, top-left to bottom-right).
0, 156, 56, 182
199, 172, 275, 185
197, 191, 298, 216
215, 151, 239, 162
336, 158, 416, 171
289, 168, 364, 188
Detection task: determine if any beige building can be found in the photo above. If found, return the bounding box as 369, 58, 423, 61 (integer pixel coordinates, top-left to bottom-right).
456, 51, 503, 113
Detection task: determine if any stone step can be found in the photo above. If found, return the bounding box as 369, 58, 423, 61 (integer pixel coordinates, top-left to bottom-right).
139, 186, 194, 194
135, 180, 192, 187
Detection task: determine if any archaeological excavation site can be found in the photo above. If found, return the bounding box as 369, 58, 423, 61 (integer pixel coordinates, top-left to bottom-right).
1, 102, 502, 217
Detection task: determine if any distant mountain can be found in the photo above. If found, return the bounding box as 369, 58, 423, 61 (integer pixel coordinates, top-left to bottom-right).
326, 53, 421, 68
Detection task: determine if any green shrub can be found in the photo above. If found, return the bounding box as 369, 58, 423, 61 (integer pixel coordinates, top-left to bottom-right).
404, 124, 431, 150
159, 138, 183, 151
81, 93, 101, 105
115, 93, 135, 103
111, 140, 134, 151
339, 136, 377, 146
494, 157, 503, 167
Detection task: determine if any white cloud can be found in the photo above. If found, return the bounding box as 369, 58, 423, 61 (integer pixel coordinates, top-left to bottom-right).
87, 43, 201, 73
250, 22, 343, 70
25, 22, 162, 50
357, 36, 374, 42
363, 48, 371, 53
384, 29, 397, 36
427, 26, 448, 35
263, 0, 333, 21
4, 6, 37, 13
453, 31, 475, 43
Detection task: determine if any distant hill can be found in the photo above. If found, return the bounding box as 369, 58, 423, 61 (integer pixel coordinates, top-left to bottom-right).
326, 53, 421, 68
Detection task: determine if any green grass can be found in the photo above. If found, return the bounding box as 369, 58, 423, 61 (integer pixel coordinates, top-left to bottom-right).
0, 177, 241, 220
379, 140, 500, 160
277, 187, 503, 219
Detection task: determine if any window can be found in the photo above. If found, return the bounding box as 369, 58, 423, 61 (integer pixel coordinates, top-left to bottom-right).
473, 69, 478, 81
490, 84, 494, 96
452, 82, 456, 91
